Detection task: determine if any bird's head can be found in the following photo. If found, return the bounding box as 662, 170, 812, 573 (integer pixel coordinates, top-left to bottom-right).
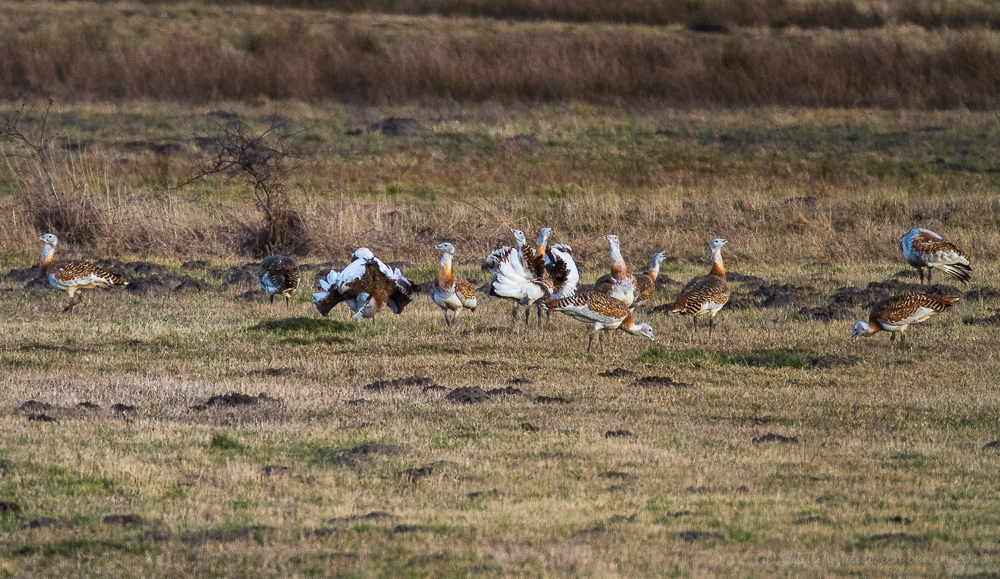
632, 322, 655, 341
353, 247, 375, 261
511, 229, 527, 246
537, 228, 552, 245
39, 233, 58, 246
851, 320, 872, 340
436, 242, 456, 255
708, 238, 728, 252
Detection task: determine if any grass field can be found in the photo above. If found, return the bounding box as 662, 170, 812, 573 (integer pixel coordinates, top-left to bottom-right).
1, 250, 999, 577
2, 3, 1000, 572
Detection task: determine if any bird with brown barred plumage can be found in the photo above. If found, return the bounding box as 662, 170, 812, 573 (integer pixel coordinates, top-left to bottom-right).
593, 234, 637, 307
432, 242, 477, 327
313, 248, 415, 321
900, 228, 971, 285
852, 293, 958, 347
542, 292, 653, 354
37, 233, 127, 313
258, 255, 300, 306
595, 250, 665, 308
670, 238, 729, 335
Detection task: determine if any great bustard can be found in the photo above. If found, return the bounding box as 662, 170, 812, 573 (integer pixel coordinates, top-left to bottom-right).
593, 234, 637, 307
258, 255, 300, 306
852, 293, 958, 347
489, 229, 558, 326
313, 248, 415, 320
670, 238, 730, 334
900, 228, 971, 284
542, 293, 653, 354
596, 250, 665, 308
37, 233, 127, 312
491, 239, 578, 318
432, 242, 477, 326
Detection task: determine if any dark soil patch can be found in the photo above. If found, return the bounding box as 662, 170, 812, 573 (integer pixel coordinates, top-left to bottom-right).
598, 471, 630, 479
446, 386, 489, 404
202, 392, 277, 407
422, 385, 447, 393
5, 266, 39, 282
892, 269, 919, 279
181, 260, 210, 269
664, 510, 691, 518
889, 515, 912, 525
122, 261, 166, 276
752, 433, 799, 444
77, 401, 100, 410
468, 489, 499, 500
348, 117, 424, 137
365, 376, 434, 392
630, 376, 693, 388
722, 293, 759, 310
726, 272, 766, 288
174, 275, 211, 292
126, 275, 174, 296
964, 315, 1000, 327
799, 304, 855, 322
604, 430, 634, 438
468, 360, 496, 366
599, 368, 636, 378
328, 511, 395, 524
104, 514, 146, 526
262, 465, 291, 476
181, 525, 275, 545
398, 466, 436, 482
28, 414, 58, 423
521, 422, 539, 432
19, 400, 52, 412
982, 440, 1000, 449
486, 387, 522, 397
809, 355, 858, 369
679, 530, 723, 542
249, 368, 295, 377
752, 283, 809, 308
687, 486, 711, 494
235, 289, 264, 302
26, 517, 73, 529
392, 524, 434, 533
534, 395, 570, 404
0, 502, 21, 512
506, 377, 533, 385
574, 526, 604, 536
223, 264, 260, 287
318, 552, 359, 560
325, 443, 402, 469
965, 286, 1000, 301
137, 530, 171, 543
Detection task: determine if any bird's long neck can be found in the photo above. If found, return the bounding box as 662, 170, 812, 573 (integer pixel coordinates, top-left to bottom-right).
437, 252, 455, 286
648, 257, 662, 281
610, 243, 630, 279
709, 247, 725, 278
39, 243, 56, 274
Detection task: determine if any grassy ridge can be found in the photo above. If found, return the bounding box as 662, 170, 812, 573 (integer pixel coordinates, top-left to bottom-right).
3, 4, 1000, 108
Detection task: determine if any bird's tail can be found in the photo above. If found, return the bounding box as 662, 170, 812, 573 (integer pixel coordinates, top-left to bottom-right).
491, 247, 548, 303
941, 263, 972, 284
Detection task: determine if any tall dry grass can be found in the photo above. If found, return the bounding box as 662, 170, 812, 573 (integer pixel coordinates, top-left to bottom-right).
1, 5, 1000, 108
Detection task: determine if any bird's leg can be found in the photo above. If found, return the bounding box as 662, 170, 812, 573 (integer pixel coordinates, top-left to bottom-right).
284, 295, 290, 307
890, 333, 896, 343
709, 317, 714, 336
587, 331, 596, 353
536, 302, 543, 328
270, 294, 275, 304
511, 305, 519, 326
918, 268, 925, 285
63, 294, 76, 313
524, 306, 531, 326
600, 332, 606, 355
927, 268, 932, 285
900, 332, 907, 349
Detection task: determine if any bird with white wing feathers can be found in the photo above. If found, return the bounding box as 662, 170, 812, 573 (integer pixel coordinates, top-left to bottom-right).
312, 248, 415, 320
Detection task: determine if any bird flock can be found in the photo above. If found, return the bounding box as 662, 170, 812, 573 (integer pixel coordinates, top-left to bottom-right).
35, 225, 972, 350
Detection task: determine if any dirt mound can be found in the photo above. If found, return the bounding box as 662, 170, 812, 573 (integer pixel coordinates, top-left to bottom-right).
798, 304, 855, 322
521, 422, 539, 432
174, 275, 211, 292
221, 264, 259, 287
0, 502, 21, 513
534, 395, 570, 404
326, 443, 402, 469
348, 117, 424, 137
104, 514, 146, 526
726, 272, 766, 289
126, 275, 174, 296
123, 261, 168, 276
630, 376, 693, 388
198, 392, 277, 408
365, 376, 435, 391
654, 276, 682, 289
181, 260, 210, 269
5, 266, 38, 282
19, 400, 52, 412
679, 530, 723, 542
392, 524, 435, 533
398, 465, 436, 481
486, 386, 522, 396
604, 430, 634, 438
249, 367, 295, 377
965, 286, 1000, 301
27, 414, 58, 422
599, 368, 635, 378
446, 386, 489, 404
26, 517, 73, 529
752, 283, 809, 308
506, 377, 533, 385
78, 401, 100, 410
235, 289, 264, 302
982, 440, 1000, 449
723, 293, 759, 310
751, 433, 799, 444
112, 403, 137, 413
328, 511, 395, 524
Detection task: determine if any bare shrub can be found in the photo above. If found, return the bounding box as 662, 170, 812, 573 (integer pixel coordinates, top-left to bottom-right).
200, 119, 311, 257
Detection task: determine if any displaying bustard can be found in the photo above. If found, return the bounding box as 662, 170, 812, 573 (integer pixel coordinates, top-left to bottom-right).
37, 233, 127, 312
596, 250, 665, 308
489, 229, 556, 326
542, 292, 653, 354
852, 293, 958, 347
432, 242, 477, 326
900, 228, 971, 284
670, 238, 730, 335
593, 234, 637, 307
491, 240, 578, 317
313, 248, 415, 320
258, 255, 300, 306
